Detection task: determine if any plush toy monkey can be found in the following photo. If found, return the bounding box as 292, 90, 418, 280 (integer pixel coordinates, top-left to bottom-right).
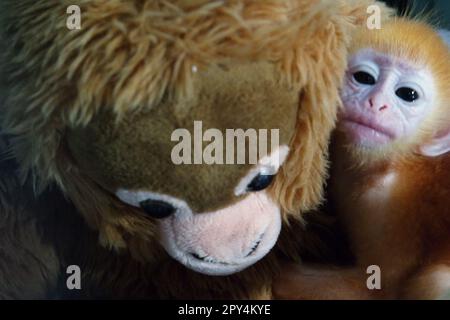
0, 0, 391, 299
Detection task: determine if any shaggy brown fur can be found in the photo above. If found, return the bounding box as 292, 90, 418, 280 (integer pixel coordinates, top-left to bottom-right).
0, 0, 392, 299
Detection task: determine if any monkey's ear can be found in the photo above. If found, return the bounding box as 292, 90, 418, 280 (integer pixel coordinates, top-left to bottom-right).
420, 129, 450, 157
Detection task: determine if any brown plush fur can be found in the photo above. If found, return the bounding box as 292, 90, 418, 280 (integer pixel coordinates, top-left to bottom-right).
0, 0, 392, 299
66, 61, 298, 215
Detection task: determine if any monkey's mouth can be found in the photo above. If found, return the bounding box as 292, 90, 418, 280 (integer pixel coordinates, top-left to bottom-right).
341, 117, 395, 145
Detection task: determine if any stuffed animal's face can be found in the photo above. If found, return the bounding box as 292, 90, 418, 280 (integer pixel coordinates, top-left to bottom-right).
67, 62, 297, 275
1, 0, 361, 276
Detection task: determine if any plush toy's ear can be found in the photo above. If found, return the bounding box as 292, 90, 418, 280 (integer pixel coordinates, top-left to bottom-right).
420, 129, 450, 157
273, 7, 348, 217
273, 0, 395, 217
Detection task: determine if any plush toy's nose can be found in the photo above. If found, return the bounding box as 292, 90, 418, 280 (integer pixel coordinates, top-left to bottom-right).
139, 199, 176, 219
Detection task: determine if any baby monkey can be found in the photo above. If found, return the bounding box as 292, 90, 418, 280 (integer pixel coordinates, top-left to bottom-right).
274, 19, 450, 299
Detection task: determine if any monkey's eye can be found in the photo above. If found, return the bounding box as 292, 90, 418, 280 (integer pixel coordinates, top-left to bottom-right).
395, 87, 419, 102
353, 71, 376, 85
246, 174, 275, 192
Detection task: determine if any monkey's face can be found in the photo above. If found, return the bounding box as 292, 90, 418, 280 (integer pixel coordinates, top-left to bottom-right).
67, 61, 298, 275
338, 48, 437, 154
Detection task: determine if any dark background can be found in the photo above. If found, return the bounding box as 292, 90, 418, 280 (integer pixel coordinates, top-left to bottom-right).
381, 0, 450, 28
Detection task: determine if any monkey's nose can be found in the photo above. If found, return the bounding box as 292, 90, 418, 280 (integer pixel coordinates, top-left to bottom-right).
139, 199, 176, 219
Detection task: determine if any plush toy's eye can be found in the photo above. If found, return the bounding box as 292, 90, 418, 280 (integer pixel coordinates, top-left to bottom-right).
353, 71, 376, 85
396, 87, 419, 102
139, 199, 176, 219
246, 174, 275, 192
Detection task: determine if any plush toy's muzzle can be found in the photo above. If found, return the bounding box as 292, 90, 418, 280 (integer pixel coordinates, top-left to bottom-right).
114, 146, 289, 275
117, 189, 281, 276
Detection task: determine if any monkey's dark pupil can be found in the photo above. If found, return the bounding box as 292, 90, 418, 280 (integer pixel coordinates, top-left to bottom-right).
396, 87, 419, 102
353, 71, 376, 85
246, 174, 275, 192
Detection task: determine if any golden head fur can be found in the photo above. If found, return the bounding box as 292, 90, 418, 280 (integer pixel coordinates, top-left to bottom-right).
346, 18, 450, 161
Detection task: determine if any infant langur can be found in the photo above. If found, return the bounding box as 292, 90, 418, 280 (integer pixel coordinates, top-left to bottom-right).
274, 19, 450, 299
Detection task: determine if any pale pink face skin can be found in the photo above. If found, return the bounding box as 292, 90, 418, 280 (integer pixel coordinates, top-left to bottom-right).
339, 49, 437, 149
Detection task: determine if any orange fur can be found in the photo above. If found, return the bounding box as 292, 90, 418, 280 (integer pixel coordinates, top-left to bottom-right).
274, 20, 450, 300
275, 139, 450, 300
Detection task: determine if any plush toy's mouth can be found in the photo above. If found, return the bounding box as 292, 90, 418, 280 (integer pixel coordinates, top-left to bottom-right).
163, 228, 277, 276
188, 232, 265, 265
246, 233, 264, 257
156, 191, 280, 276
189, 253, 232, 265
